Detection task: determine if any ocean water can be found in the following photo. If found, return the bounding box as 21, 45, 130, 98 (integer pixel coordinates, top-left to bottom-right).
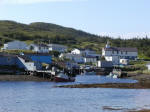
75, 75, 138, 84
0, 75, 149, 112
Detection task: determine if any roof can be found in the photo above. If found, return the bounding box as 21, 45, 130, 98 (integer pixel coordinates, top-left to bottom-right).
85, 56, 97, 58
6, 40, 26, 44
48, 44, 67, 48
104, 47, 138, 52
30, 44, 48, 47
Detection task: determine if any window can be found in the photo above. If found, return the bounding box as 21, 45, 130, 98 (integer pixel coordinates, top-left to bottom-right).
30, 46, 34, 50
112, 51, 114, 54
117, 51, 119, 54
7, 57, 11, 62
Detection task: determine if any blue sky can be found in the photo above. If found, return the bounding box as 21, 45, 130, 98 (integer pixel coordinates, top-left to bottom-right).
0, 0, 150, 38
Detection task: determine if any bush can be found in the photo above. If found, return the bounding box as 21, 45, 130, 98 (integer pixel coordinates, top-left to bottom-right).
129, 60, 146, 65
49, 51, 60, 57
121, 64, 147, 72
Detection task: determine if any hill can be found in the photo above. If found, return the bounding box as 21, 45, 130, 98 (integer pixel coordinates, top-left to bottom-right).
0, 20, 99, 41
0, 20, 150, 59
0, 20, 107, 52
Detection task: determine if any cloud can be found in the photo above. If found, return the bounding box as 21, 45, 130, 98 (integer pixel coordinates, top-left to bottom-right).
1, 0, 85, 4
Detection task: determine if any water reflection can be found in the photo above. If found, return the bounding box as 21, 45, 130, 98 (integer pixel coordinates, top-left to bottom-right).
75, 75, 137, 84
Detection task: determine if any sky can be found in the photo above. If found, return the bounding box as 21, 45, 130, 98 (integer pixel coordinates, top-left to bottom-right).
0, 0, 150, 38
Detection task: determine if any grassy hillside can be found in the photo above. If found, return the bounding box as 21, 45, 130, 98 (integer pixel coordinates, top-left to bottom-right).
0, 20, 107, 53
0, 20, 150, 59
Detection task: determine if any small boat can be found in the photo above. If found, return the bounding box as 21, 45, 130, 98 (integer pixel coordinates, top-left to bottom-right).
107, 69, 122, 78
55, 72, 75, 82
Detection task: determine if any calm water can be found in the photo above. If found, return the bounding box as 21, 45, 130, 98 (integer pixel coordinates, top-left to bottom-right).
0, 75, 149, 112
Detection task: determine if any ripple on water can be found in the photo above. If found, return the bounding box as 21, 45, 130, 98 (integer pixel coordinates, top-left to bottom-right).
0, 75, 147, 112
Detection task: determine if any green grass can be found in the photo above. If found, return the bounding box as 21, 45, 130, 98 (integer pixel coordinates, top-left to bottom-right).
125, 60, 150, 75
138, 54, 150, 60
24, 40, 34, 45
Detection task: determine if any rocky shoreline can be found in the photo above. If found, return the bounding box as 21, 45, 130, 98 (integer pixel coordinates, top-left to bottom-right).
102, 106, 150, 112
58, 82, 150, 89
0, 75, 51, 82
57, 74, 150, 89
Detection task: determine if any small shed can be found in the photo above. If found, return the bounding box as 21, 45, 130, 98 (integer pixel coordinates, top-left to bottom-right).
120, 59, 129, 65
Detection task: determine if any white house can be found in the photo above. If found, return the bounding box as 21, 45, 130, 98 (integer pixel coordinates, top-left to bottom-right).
84, 56, 97, 64
104, 56, 120, 65
28, 44, 49, 53
71, 48, 84, 55
48, 44, 67, 53
71, 48, 101, 57
2, 40, 28, 50
59, 53, 84, 63
146, 63, 150, 70
102, 41, 138, 65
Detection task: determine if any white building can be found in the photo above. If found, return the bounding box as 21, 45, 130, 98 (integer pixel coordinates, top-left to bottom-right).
147, 63, 150, 70
2, 40, 28, 50
28, 44, 49, 53
71, 48, 84, 55
71, 48, 101, 57
84, 56, 97, 63
120, 59, 129, 65
102, 41, 138, 65
48, 44, 67, 53
59, 53, 84, 63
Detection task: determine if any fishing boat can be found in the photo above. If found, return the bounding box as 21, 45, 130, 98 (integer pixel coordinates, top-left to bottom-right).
54, 72, 75, 82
